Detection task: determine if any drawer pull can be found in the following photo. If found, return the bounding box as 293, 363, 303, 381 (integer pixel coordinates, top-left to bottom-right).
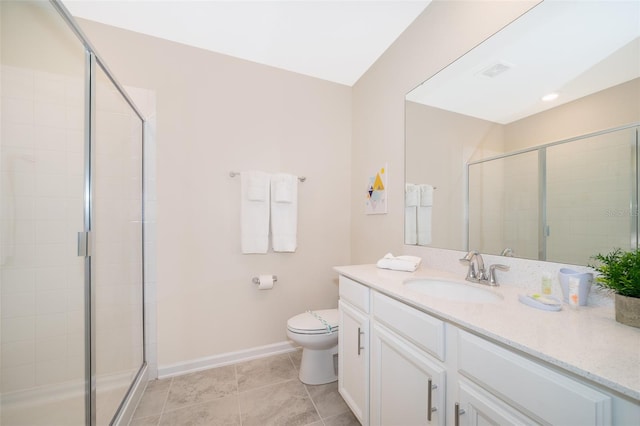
454, 402, 465, 426
427, 378, 437, 421
357, 327, 365, 355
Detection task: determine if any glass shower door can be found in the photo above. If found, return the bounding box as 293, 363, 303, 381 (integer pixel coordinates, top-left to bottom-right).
92, 62, 145, 425
1, 1, 87, 424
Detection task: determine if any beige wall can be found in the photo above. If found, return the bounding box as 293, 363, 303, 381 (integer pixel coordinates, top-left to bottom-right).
77, 20, 352, 368
77, 0, 540, 369
351, 0, 539, 264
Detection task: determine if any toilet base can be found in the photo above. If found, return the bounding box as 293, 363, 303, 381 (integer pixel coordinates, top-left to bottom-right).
298, 345, 338, 385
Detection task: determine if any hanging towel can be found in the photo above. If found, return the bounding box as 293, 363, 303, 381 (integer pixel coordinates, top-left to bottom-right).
271, 173, 298, 252
240, 171, 270, 254
417, 184, 433, 245
376, 253, 422, 272
405, 183, 418, 244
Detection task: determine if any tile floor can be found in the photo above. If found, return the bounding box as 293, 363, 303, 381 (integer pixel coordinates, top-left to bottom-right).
129, 351, 360, 426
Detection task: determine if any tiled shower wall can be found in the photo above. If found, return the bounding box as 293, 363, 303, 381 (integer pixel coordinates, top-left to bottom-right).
1, 63, 157, 423
1, 64, 86, 394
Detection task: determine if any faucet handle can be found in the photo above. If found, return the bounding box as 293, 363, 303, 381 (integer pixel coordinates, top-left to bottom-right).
488, 264, 509, 286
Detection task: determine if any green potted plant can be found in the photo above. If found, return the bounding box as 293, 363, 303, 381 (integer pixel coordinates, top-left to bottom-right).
590, 248, 640, 328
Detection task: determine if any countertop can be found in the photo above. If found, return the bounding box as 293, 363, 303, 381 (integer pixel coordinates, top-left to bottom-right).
334, 264, 640, 401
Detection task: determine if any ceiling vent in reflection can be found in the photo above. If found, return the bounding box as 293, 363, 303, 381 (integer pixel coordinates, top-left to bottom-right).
477, 61, 514, 78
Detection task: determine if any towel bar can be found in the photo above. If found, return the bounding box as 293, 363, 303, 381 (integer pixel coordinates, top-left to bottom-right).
230, 171, 306, 182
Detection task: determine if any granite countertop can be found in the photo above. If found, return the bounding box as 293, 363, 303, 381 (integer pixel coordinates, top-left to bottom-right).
334, 264, 640, 401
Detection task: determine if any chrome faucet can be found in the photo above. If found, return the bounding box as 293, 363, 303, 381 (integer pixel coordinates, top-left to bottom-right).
460, 250, 509, 286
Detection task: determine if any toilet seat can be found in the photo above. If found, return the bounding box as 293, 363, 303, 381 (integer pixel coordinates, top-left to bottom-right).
287, 309, 339, 335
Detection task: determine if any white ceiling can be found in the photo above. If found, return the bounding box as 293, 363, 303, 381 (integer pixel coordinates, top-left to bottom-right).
63, 0, 431, 86
406, 0, 640, 124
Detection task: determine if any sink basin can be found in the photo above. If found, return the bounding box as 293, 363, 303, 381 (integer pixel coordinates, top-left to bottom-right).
404, 278, 503, 303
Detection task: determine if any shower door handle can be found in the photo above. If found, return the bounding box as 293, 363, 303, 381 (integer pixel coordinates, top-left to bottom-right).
77, 231, 92, 257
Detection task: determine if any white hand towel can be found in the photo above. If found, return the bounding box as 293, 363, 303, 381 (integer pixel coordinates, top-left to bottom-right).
405, 183, 419, 207
271, 173, 298, 252
419, 184, 434, 206
417, 184, 433, 245
241, 171, 270, 254
405, 183, 418, 244
376, 253, 422, 272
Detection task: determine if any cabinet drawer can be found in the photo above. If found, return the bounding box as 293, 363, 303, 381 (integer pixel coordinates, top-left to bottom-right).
458, 331, 611, 426
372, 292, 445, 361
339, 275, 370, 313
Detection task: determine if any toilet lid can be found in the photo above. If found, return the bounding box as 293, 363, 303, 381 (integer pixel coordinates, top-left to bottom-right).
287, 309, 339, 334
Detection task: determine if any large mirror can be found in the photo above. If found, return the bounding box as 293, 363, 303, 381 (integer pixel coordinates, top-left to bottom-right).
405, 0, 640, 265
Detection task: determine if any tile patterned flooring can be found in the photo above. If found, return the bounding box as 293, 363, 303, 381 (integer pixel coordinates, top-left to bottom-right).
129, 351, 360, 426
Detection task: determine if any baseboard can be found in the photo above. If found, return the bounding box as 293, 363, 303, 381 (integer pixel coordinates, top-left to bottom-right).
157, 341, 299, 379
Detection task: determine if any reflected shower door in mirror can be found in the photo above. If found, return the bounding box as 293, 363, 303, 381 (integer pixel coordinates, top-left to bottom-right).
468, 127, 638, 266
404, 0, 640, 266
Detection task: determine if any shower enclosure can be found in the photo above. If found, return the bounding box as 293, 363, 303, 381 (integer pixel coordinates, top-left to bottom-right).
1, 1, 147, 424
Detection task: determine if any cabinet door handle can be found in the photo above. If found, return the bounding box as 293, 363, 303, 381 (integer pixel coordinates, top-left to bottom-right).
357, 327, 364, 355
454, 402, 465, 426
427, 378, 437, 421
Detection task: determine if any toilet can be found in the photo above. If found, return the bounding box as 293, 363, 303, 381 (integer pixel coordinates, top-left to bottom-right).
286, 309, 339, 385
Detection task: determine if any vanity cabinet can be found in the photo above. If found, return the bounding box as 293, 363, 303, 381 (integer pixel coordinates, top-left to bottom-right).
338, 276, 370, 425
370, 292, 446, 426
337, 273, 638, 426
456, 330, 612, 426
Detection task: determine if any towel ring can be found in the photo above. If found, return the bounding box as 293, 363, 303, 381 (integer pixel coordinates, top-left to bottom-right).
229, 171, 306, 182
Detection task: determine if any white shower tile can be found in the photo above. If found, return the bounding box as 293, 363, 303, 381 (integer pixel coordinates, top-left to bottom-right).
35, 336, 66, 362
36, 149, 66, 174
1, 364, 36, 393
2, 122, 35, 149
67, 286, 84, 311
34, 101, 66, 128
1, 147, 36, 174
0, 244, 37, 268
34, 197, 67, 220
66, 310, 85, 335
2, 97, 34, 125
65, 105, 84, 130
66, 128, 84, 153
35, 124, 67, 151
1, 268, 36, 294
36, 172, 66, 198
35, 359, 67, 386
2, 171, 36, 196
34, 71, 65, 103
2, 316, 36, 342
34, 243, 70, 268
1, 288, 36, 318
35, 289, 67, 315
36, 312, 67, 339
2, 339, 36, 367
35, 266, 67, 291
2, 66, 34, 100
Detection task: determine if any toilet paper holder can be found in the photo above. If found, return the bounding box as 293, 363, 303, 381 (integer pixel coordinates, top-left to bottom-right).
253, 275, 278, 285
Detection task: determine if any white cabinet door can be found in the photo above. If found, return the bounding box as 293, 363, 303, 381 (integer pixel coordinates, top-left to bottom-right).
339, 299, 369, 425
370, 323, 446, 426
457, 379, 538, 426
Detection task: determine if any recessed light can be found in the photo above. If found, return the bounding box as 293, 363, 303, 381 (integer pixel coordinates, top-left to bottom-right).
542, 92, 559, 102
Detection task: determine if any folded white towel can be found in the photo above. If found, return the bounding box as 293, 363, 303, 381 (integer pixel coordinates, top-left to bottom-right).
405, 206, 417, 244
419, 184, 434, 206
405, 183, 419, 207
241, 171, 270, 254
417, 205, 432, 245
271, 173, 298, 252
376, 253, 422, 272
405, 183, 418, 244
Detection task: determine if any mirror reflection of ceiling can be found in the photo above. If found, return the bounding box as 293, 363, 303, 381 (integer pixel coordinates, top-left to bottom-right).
406, 0, 640, 125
